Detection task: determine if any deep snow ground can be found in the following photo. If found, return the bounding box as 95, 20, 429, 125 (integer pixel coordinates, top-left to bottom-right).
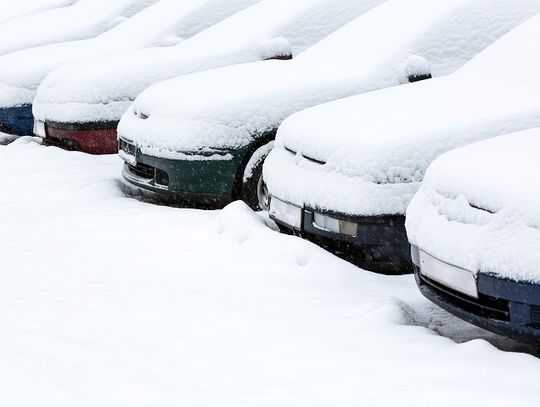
1, 137, 540, 406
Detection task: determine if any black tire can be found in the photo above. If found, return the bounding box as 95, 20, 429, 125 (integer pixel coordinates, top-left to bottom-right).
241, 156, 269, 211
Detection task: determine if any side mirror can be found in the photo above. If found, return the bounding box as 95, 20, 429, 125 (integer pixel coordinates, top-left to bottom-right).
404, 55, 432, 83
259, 37, 293, 61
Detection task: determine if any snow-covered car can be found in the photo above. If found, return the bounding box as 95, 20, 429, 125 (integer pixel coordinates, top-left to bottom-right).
115, 0, 539, 214
0, 0, 76, 24
264, 9, 540, 273
0, 0, 258, 139
407, 128, 540, 342
33, 0, 384, 154
0, 0, 158, 56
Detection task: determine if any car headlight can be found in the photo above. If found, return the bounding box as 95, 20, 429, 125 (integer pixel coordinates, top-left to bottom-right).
33, 120, 46, 138
313, 212, 357, 237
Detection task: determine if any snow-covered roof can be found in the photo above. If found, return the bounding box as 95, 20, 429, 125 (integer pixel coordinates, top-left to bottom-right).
264, 9, 540, 217
33, 0, 387, 123
116, 0, 540, 159
406, 128, 540, 283
0, 0, 76, 24
0, 0, 259, 108
0, 0, 159, 56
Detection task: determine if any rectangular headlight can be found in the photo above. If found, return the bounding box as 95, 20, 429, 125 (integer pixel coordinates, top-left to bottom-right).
313, 212, 357, 237
269, 197, 302, 230
33, 120, 46, 138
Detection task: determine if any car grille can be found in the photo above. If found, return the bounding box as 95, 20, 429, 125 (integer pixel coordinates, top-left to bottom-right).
532, 306, 540, 325
419, 272, 510, 321
128, 162, 154, 179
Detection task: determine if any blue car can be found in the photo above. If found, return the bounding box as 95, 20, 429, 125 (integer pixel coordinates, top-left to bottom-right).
407, 129, 540, 343
0, 104, 33, 135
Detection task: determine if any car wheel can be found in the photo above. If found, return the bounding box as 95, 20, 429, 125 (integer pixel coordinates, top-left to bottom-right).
241, 155, 269, 211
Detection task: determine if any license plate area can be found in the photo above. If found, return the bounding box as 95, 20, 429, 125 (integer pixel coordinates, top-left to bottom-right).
419, 250, 478, 299
269, 197, 302, 230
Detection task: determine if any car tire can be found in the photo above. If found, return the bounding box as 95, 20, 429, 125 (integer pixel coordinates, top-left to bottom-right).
241, 156, 269, 211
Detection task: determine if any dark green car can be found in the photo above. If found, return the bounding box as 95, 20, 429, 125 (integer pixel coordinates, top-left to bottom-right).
119, 130, 275, 210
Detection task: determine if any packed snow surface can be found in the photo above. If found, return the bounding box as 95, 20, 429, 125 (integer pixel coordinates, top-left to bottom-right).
116, 0, 540, 159
2, 137, 540, 405
33, 0, 387, 123
407, 128, 540, 284
0, 0, 159, 57
264, 10, 540, 217
0, 0, 76, 24
0, 0, 259, 108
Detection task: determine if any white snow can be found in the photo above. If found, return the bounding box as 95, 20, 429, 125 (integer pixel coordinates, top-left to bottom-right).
2, 137, 540, 405
0, 0, 76, 24
33, 0, 387, 124
264, 9, 540, 217
0, 0, 159, 57
0, 0, 259, 108
406, 128, 540, 284
116, 0, 540, 159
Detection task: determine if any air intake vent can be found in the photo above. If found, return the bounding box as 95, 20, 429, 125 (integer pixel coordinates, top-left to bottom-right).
531, 306, 540, 324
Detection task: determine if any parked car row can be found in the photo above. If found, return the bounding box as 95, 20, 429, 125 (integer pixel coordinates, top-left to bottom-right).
1, 0, 539, 342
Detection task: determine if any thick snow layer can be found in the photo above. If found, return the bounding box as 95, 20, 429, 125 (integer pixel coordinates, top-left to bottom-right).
0, 0, 76, 23
0, 0, 159, 56
264, 10, 540, 217
33, 0, 386, 123
0, 0, 259, 108
116, 0, 540, 157
2, 138, 540, 405
406, 128, 540, 284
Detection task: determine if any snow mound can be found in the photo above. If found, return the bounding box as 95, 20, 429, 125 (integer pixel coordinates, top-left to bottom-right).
33, 0, 386, 123
264, 8, 540, 216
117, 0, 540, 156
0, 0, 258, 108
407, 128, 540, 283
1, 139, 540, 404
0, 0, 160, 57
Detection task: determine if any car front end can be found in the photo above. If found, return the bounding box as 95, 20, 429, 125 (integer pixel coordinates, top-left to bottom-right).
118, 135, 249, 208
411, 245, 540, 343
0, 104, 33, 136
38, 120, 119, 154
0, 83, 35, 136
407, 129, 540, 343
32, 86, 131, 154
265, 143, 416, 274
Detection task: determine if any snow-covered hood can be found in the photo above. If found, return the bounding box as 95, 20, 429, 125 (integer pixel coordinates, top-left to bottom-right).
0, 0, 259, 109
33, 0, 385, 124
267, 11, 540, 216
406, 128, 540, 283
0, 0, 159, 57
277, 79, 540, 185
117, 0, 540, 156
0, 0, 76, 24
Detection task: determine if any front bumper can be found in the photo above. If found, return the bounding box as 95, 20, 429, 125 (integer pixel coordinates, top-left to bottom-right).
43, 121, 119, 154
412, 245, 540, 343
269, 196, 411, 274
0, 104, 34, 136
119, 138, 247, 208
